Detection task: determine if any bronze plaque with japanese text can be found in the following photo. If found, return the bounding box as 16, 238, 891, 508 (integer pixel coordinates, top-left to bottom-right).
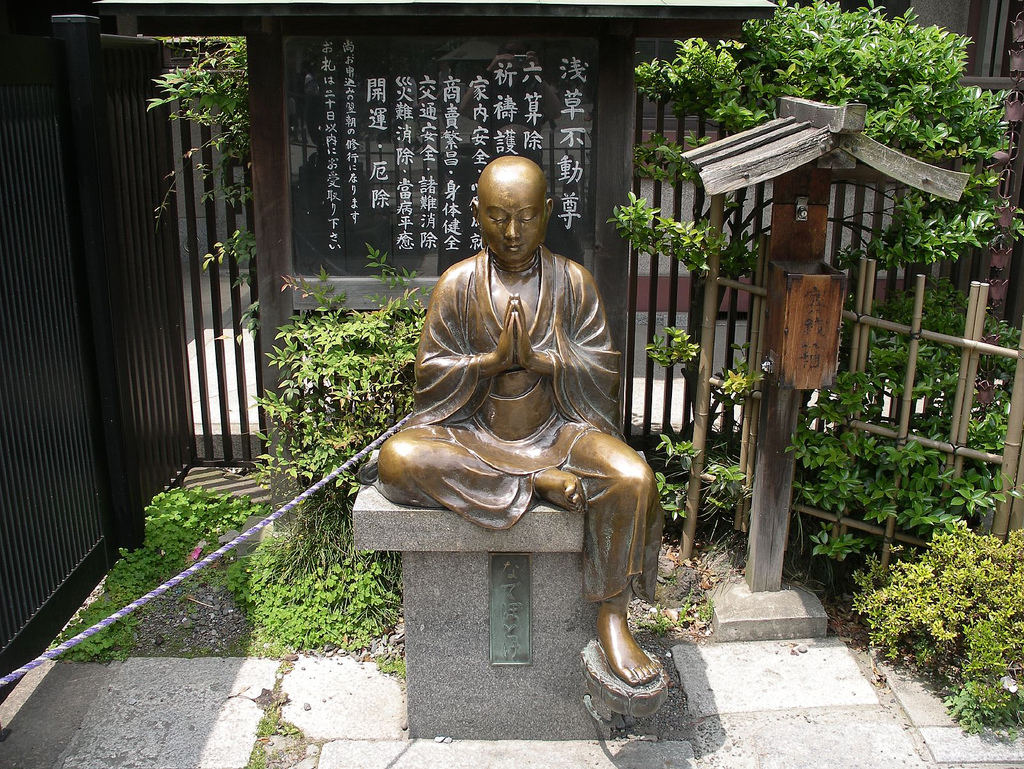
489, 553, 531, 666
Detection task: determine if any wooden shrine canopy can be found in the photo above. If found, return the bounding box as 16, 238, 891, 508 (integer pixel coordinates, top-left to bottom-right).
96, 0, 776, 19
96, 0, 776, 35
683, 96, 969, 201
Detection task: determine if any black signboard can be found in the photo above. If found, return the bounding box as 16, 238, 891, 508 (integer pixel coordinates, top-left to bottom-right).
285, 36, 599, 285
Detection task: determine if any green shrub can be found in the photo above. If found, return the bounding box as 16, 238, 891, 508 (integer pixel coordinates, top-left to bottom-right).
57, 487, 266, 661
239, 262, 423, 651
258, 277, 422, 486
793, 281, 1018, 552
854, 525, 1024, 733
631, 1, 1018, 276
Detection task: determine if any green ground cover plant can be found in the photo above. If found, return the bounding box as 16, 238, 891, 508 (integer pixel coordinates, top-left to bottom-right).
56, 488, 266, 661
855, 526, 1024, 734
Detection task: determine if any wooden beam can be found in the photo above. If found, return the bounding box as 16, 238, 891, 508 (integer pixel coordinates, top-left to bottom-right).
840, 133, 969, 201
696, 126, 835, 196
682, 117, 802, 168
745, 382, 801, 592
778, 96, 866, 134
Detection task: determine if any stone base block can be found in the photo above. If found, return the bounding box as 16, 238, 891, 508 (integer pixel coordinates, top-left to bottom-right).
403, 550, 603, 741
710, 579, 827, 642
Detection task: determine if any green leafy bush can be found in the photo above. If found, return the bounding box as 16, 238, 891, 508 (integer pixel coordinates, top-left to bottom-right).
57, 488, 266, 661
258, 278, 423, 486
631, 1, 1019, 274
854, 526, 1024, 733
793, 281, 1018, 549
236, 263, 423, 650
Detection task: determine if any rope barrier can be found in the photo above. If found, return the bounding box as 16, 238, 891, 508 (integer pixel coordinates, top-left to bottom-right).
0, 417, 408, 691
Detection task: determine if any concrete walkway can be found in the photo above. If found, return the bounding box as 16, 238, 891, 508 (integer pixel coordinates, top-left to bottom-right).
1, 638, 1021, 769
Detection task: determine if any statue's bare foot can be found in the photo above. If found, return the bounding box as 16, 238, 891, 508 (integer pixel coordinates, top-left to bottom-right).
598, 599, 661, 686
535, 469, 584, 513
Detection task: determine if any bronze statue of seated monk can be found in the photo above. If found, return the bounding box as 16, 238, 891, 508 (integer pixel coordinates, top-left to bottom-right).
375, 155, 664, 688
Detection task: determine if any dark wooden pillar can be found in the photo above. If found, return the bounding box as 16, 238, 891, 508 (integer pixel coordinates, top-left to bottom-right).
593, 20, 636, 361
746, 164, 834, 592
247, 20, 292, 399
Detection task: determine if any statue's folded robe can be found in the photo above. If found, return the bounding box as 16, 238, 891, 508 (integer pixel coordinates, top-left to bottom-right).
377, 247, 662, 602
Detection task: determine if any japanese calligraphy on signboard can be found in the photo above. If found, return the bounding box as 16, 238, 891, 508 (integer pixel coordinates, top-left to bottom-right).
285, 36, 599, 284
764, 261, 845, 390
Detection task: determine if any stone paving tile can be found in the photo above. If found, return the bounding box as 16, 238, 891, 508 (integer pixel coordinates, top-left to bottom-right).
878, 661, 957, 729
733, 711, 929, 769
0, 661, 121, 769
59, 657, 278, 769
672, 638, 879, 718
317, 738, 695, 769
280, 655, 405, 741
919, 726, 1024, 765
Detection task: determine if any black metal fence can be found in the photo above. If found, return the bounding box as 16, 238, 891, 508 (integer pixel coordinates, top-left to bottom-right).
0, 18, 213, 689
0, 23, 118, 684
171, 117, 263, 465
101, 34, 196, 511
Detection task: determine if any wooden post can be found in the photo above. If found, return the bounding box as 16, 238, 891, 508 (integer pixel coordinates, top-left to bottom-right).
745, 164, 834, 592
593, 20, 637, 363
745, 381, 802, 592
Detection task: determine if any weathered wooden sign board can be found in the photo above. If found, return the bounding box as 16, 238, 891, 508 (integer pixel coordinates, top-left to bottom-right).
763, 260, 846, 390
286, 36, 599, 283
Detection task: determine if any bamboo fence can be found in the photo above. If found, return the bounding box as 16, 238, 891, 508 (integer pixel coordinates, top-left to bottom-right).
682, 255, 1024, 560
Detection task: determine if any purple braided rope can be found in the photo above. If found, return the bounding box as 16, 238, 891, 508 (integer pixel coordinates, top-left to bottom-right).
0, 417, 408, 690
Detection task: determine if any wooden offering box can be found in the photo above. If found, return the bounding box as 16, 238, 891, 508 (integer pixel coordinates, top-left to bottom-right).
763, 261, 846, 390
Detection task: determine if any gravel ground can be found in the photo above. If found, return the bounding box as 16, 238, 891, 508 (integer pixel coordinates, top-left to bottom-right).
131, 568, 253, 658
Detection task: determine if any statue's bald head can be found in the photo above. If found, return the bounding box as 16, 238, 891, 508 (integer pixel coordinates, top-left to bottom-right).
478, 156, 547, 199
474, 157, 554, 271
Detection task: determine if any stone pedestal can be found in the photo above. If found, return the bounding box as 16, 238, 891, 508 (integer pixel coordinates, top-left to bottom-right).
353, 486, 604, 741
710, 579, 827, 642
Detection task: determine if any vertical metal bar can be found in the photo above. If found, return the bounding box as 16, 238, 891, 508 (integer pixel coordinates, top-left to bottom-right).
243, 169, 268, 444
660, 133, 684, 434
642, 101, 666, 435
182, 120, 214, 459
225, 163, 253, 462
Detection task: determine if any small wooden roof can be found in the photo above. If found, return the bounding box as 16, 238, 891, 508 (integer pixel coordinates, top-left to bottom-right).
683, 97, 968, 201
95, 0, 776, 19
